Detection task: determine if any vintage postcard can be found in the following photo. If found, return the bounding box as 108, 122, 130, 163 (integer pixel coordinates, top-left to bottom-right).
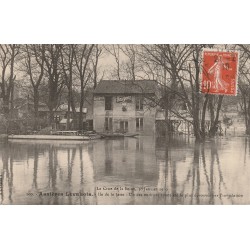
0, 44, 250, 205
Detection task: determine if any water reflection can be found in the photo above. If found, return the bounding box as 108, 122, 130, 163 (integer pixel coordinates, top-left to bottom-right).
105, 140, 113, 175
0, 136, 250, 205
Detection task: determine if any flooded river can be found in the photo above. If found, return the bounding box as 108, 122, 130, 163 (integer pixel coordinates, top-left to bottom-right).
0, 136, 250, 205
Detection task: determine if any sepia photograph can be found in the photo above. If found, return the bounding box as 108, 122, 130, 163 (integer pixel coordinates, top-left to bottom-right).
0, 44, 249, 205
1, 1, 250, 250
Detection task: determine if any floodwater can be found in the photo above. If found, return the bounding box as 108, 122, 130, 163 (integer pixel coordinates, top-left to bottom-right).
0, 136, 250, 205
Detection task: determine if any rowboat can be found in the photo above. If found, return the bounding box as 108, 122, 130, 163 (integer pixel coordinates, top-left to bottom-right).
100, 132, 139, 138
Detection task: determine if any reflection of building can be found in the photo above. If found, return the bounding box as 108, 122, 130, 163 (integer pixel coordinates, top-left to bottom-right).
93, 80, 157, 135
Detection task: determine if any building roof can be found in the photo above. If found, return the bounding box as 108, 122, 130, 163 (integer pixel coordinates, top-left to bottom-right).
94, 80, 158, 95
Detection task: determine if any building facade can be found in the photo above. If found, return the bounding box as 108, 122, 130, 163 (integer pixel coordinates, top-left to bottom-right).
93, 80, 157, 135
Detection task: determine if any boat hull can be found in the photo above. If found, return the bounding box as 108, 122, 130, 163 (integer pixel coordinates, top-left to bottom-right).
100, 133, 139, 138
8, 134, 91, 141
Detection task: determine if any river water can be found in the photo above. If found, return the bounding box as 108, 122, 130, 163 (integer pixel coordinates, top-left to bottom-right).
0, 136, 250, 205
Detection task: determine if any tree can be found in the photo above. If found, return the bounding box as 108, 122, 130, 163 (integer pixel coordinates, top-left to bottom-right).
105, 45, 141, 81
60, 44, 77, 129
104, 45, 122, 80
120, 45, 139, 80
0, 44, 20, 118
142, 44, 194, 137
139, 44, 225, 141
73, 44, 94, 130
236, 44, 250, 135
43, 44, 65, 123
92, 45, 104, 89
21, 44, 45, 129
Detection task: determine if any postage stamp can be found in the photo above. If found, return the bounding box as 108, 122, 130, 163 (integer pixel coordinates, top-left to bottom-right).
201, 50, 239, 96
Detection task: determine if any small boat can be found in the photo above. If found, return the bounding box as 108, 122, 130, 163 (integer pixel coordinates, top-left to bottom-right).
88, 134, 103, 140
123, 133, 139, 137
80, 131, 104, 140
8, 130, 104, 141
8, 134, 91, 141
100, 132, 139, 138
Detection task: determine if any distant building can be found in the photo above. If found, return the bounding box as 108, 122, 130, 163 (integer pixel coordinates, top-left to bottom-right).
93, 80, 158, 135
220, 95, 245, 136
14, 90, 94, 131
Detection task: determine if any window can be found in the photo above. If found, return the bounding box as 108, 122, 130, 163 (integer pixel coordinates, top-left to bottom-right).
105, 117, 113, 131
135, 96, 143, 110
105, 96, 113, 110
136, 118, 143, 131
120, 121, 128, 133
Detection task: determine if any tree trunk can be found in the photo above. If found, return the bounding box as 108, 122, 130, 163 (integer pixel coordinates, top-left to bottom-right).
49, 108, 54, 125
67, 90, 71, 130
201, 94, 209, 138
193, 120, 203, 142
10, 84, 14, 119
209, 95, 224, 137
3, 96, 10, 117
247, 95, 250, 135
33, 88, 39, 130
246, 119, 250, 135
70, 97, 77, 130
78, 87, 84, 131
193, 94, 203, 142
164, 91, 169, 138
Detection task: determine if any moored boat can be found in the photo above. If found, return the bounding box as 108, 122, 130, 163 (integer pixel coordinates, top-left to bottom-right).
80, 131, 104, 139
100, 132, 139, 138
7, 130, 105, 141
8, 134, 91, 141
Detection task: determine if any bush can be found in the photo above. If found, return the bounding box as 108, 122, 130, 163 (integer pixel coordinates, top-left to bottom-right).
37, 126, 53, 135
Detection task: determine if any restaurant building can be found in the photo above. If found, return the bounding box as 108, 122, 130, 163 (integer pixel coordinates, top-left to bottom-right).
93, 80, 158, 135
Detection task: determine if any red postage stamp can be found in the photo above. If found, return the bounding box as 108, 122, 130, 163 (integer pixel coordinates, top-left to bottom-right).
201, 50, 239, 96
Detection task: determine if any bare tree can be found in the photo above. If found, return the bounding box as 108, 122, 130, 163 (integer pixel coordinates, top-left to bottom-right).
120, 45, 138, 80
43, 44, 65, 123
73, 44, 94, 130
0, 44, 20, 118
139, 44, 225, 141
21, 44, 45, 129
237, 44, 250, 134
140, 44, 194, 137
60, 44, 76, 129
92, 45, 104, 89
104, 45, 122, 80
